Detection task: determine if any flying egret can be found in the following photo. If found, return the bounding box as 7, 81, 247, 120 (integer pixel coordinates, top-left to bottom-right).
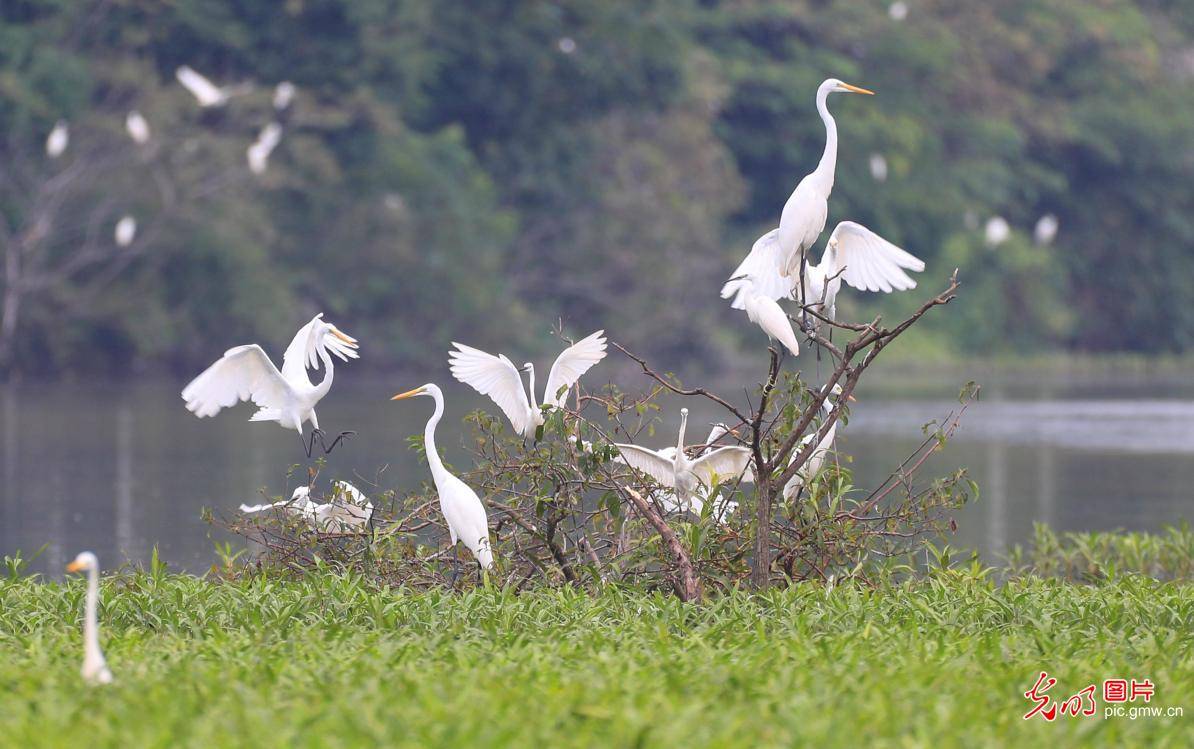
615, 408, 753, 505
657, 423, 750, 521
241, 481, 373, 532
114, 216, 136, 247
175, 66, 248, 108
777, 78, 874, 279
448, 331, 607, 438
391, 384, 495, 572
65, 552, 113, 686
723, 222, 925, 322
125, 111, 150, 144
1034, 214, 1059, 246
45, 120, 69, 158
247, 122, 282, 175
181, 313, 359, 457
783, 384, 853, 501
273, 81, 296, 111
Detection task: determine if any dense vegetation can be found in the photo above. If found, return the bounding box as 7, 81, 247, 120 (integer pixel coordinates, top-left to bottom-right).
3, 0, 1193, 375
2, 554, 1190, 747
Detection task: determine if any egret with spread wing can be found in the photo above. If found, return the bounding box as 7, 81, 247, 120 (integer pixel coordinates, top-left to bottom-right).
449, 331, 607, 438
181, 314, 359, 457
657, 423, 751, 521
615, 408, 753, 505
241, 481, 373, 532
392, 384, 494, 574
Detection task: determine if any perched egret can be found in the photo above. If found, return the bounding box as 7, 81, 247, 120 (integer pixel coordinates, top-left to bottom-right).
615, 408, 753, 505
391, 384, 494, 571
247, 122, 282, 175
448, 331, 607, 438
175, 66, 247, 108
114, 216, 136, 247
45, 120, 69, 158
657, 423, 750, 521
125, 111, 150, 144
737, 275, 801, 355
273, 81, 296, 111
1034, 214, 1059, 246
241, 481, 373, 532
777, 78, 874, 279
723, 222, 925, 322
783, 384, 854, 501
984, 216, 1010, 247
181, 314, 359, 457
65, 552, 113, 686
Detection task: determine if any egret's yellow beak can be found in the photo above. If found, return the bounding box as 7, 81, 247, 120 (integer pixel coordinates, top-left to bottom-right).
391, 386, 425, 401
331, 328, 357, 345
65, 561, 84, 573
848, 394, 858, 402
840, 82, 875, 95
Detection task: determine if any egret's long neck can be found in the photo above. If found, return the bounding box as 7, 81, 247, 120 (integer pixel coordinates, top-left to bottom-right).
526, 364, 538, 407
83, 567, 101, 660
676, 412, 689, 453
814, 87, 838, 188
424, 391, 448, 482
313, 345, 335, 400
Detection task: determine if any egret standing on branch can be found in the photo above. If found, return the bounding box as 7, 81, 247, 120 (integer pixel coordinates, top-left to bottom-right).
777, 78, 874, 279
448, 331, 607, 438
783, 384, 854, 501
65, 552, 113, 686
181, 314, 359, 457
391, 384, 495, 574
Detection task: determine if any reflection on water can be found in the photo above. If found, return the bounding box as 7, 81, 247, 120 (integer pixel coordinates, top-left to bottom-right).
1, 372, 1191, 575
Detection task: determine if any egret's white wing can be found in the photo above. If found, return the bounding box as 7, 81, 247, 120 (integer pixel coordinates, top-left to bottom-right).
279, 314, 357, 381
721, 229, 795, 310
182, 345, 291, 418
239, 500, 289, 514
744, 292, 800, 356
691, 446, 752, 487
613, 444, 677, 487
175, 66, 225, 107
448, 343, 533, 435
542, 330, 607, 407
824, 222, 925, 293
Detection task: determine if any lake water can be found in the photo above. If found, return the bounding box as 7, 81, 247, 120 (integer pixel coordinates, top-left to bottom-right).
2, 367, 1191, 576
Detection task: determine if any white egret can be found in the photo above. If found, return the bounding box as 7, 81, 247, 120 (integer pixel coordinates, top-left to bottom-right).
449, 330, 607, 438
889, 2, 909, 21
615, 408, 753, 505
783, 384, 853, 501
739, 275, 801, 355
175, 66, 248, 108
125, 110, 150, 144
114, 215, 136, 247
657, 423, 750, 521
45, 120, 69, 158
241, 481, 373, 532
1034, 214, 1059, 246
65, 552, 113, 686
181, 314, 359, 457
391, 384, 495, 571
777, 78, 874, 279
273, 81, 296, 111
247, 122, 283, 175
723, 221, 925, 322
984, 216, 1010, 247
869, 153, 888, 182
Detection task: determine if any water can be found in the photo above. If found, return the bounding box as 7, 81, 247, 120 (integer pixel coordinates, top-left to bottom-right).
2, 369, 1191, 576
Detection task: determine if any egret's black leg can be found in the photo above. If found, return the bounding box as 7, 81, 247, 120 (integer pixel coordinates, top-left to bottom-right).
449, 547, 463, 585
300, 430, 318, 458
316, 430, 356, 454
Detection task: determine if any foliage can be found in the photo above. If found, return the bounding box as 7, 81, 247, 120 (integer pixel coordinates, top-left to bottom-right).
1006, 522, 1194, 582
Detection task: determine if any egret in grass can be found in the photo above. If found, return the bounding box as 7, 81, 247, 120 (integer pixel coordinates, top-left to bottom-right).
241, 481, 374, 532
615, 408, 753, 506
45, 120, 69, 158
175, 66, 245, 108
114, 216, 136, 247
783, 384, 854, 501
449, 331, 607, 438
247, 122, 282, 175
65, 552, 113, 686
181, 314, 359, 457
125, 111, 150, 144
391, 384, 495, 575
273, 81, 296, 111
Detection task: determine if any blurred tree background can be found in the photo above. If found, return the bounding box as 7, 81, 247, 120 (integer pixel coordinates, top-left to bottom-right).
2, 0, 1192, 377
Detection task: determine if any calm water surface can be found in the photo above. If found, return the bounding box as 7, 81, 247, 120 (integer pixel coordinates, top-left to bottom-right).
2, 369, 1191, 575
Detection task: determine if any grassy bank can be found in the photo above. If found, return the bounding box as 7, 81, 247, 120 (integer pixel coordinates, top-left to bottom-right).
1, 567, 1190, 747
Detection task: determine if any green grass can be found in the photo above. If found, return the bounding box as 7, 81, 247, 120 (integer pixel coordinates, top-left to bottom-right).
1, 569, 1191, 748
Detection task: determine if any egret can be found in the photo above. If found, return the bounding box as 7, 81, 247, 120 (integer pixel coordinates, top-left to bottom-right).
391, 384, 495, 572
241, 481, 373, 532
114, 215, 136, 247
1034, 214, 1059, 246
776, 78, 874, 279
181, 313, 359, 457
45, 120, 69, 158
125, 110, 150, 144
723, 222, 925, 322
273, 81, 296, 111
657, 423, 750, 521
783, 384, 853, 501
65, 552, 113, 686
984, 216, 1010, 247
448, 330, 607, 438
247, 122, 282, 175
889, 2, 909, 21
738, 275, 801, 355
615, 408, 753, 505
175, 66, 248, 108
869, 153, 888, 182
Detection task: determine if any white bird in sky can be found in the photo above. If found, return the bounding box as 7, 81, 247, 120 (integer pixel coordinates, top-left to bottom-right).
615, 408, 753, 505
657, 423, 750, 521
391, 384, 494, 571
114, 216, 136, 247
783, 384, 853, 501
175, 66, 246, 108
181, 314, 359, 457
45, 120, 69, 158
776, 78, 874, 279
449, 331, 607, 438
984, 216, 1010, 247
65, 552, 113, 686
273, 81, 296, 110
241, 481, 373, 532
247, 122, 283, 175
1034, 214, 1059, 246
723, 221, 925, 322
125, 110, 150, 144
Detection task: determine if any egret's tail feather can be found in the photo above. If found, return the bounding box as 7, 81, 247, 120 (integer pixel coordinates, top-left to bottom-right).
249, 407, 281, 422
